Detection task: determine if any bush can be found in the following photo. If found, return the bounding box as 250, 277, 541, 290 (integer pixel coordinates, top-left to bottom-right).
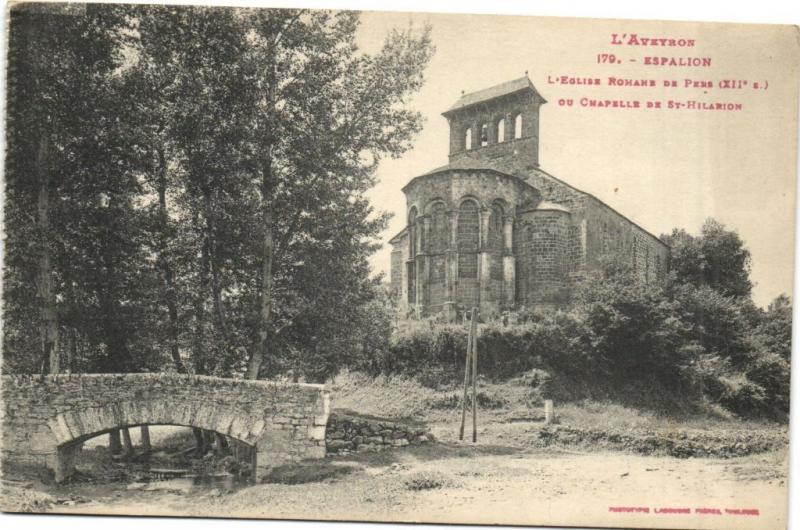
403, 471, 452, 491
362, 312, 587, 381
743, 349, 790, 419
355, 258, 790, 421
716, 373, 766, 417
375, 323, 466, 376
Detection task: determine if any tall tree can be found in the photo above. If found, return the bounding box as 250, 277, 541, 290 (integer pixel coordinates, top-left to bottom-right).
5, 4, 135, 373
233, 10, 433, 379
661, 218, 753, 299
6, 5, 433, 385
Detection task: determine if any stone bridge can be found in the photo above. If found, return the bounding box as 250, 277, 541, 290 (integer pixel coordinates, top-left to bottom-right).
1, 373, 330, 482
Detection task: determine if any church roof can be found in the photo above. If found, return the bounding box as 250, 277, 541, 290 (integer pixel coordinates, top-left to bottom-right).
534, 201, 571, 213
442, 76, 546, 116
401, 158, 515, 193
421, 158, 507, 176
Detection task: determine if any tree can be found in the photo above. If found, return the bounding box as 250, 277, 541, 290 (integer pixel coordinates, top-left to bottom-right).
752, 294, 792, 362
201, 9, 434, 379
661, 218, 752, 298
4, 4, 144, 374
572, 259, 696, 401
669, 283, 755, 366
738, 294, 792, 419
5, 6, 433, 387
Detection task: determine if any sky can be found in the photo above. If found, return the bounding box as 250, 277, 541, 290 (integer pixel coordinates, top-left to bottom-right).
354, 12, 799, 307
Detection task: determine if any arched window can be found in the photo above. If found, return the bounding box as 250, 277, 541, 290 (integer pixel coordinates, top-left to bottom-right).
487, 202, 504, 252
480, 123, 489, 147
488, 203, 504, 281
457, 200, 480, 279
457, 201, 479, 252
429, 203, 449, 254
496, 119, 505, 143
514, 114, 523, 139
464, 128, 472, 151
407, 206, 419, 304
408, 207, 418, 258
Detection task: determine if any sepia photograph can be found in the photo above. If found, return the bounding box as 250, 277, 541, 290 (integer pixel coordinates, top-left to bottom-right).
1, 2, 798, 529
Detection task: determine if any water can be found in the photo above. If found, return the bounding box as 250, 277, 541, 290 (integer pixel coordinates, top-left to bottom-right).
73, 425, 254, 496
125, 472, 246, 494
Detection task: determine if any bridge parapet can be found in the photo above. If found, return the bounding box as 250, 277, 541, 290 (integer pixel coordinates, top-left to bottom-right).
1, 373, 331, 482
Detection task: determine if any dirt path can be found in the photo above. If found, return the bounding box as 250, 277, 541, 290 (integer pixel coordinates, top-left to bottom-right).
46, 443, 788, 530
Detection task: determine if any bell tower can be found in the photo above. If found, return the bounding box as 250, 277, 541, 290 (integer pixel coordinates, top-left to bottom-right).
442, 76, 546, 175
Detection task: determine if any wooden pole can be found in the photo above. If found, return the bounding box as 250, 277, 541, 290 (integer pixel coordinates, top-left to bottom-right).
458, 310, 475, 441
471, 307, 478, 443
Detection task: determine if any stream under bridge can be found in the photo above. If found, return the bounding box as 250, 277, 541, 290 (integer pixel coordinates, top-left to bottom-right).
1, 373, 330, 482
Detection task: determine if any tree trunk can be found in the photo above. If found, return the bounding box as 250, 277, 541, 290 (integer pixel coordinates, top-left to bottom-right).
214, 433, 229, 456
65, 328, 76, 374
140, 426, 151, 452
203, 188, 232, 342
109, 430, 122, 455
96, 193, 135, 373
121, 427, 133, 458
245, 140, 276, 380
190, 201, 211, 375
192, 427, 208, 456
36, 135, 59, 374
155, 146, 184, 373
245, 40, 279, 381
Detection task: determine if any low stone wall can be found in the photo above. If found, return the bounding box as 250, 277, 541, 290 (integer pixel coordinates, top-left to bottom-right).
325, 413, 433, 454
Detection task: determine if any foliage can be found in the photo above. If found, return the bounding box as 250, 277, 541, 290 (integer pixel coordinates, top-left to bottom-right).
4, 4, 166, 374
661, 218, 753, 298
363, 253, 791, 420
752, 294, 792, 362
572, 260, 695, 393
3, 4, 433, 380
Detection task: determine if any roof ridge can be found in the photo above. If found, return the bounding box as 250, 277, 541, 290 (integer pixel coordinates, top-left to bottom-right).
444, 76, 541, 115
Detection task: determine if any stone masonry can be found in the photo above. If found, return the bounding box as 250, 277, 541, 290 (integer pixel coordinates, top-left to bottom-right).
0, 373, 330, 482
390, 76, 669, 319
324, 413, 433, 455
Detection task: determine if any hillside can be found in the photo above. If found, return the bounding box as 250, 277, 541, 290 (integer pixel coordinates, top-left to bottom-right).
331, 370, 788, 459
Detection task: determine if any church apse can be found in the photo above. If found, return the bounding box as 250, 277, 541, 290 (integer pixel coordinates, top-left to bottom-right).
389, 75, 669, 320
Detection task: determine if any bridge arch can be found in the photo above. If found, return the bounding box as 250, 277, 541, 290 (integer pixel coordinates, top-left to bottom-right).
2, 374, 330, 482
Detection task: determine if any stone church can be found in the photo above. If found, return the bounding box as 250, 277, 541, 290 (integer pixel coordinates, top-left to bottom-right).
389, 76, 669, 319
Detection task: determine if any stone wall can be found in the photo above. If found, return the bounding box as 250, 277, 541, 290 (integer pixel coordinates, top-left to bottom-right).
390, 247, 404, 301
1, 373, 330, 482
516, 209, 574, 306
584, 197, 669, 282
325, 414, 433, 455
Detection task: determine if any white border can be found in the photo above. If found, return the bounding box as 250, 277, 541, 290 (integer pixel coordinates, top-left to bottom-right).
1, 1, 798, 530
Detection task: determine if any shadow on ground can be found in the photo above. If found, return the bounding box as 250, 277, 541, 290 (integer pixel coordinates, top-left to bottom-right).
261, 461, 360, 485
329, 440, 521, 468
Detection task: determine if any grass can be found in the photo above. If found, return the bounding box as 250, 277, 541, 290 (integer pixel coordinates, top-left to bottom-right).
0, 485, 55, 512
331, 369, 787, 435
402, 471, 452, 491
